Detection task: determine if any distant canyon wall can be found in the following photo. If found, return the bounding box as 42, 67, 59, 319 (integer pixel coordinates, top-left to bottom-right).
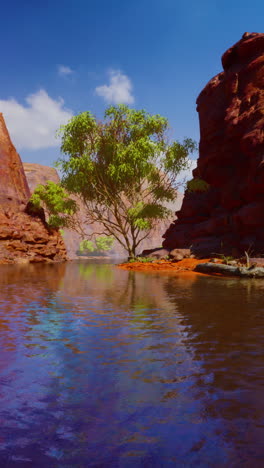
163, 32, 264, 257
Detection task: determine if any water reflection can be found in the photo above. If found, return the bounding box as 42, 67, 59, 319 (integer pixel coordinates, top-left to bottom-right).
164, 275, 264, 465
0, 262, 264, 466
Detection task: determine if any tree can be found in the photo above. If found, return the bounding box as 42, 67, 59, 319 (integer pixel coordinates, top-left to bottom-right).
95, 235, 114, 252
79, 236, 114, 256
79, 239, 95, 254
32, 105, 196, 258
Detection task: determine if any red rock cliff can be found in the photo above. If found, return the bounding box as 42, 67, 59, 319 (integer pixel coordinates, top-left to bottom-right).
0, 114, 30, 206
0, 116, 67, 263
163, 32, 264, 257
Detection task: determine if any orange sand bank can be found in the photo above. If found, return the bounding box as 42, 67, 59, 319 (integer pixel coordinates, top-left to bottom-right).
118, 258, 222, 272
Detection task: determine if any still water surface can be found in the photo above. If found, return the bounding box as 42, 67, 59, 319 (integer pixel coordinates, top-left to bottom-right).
0, 261, 264, 467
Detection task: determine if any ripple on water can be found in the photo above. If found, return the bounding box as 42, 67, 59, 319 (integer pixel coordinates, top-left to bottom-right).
0, 261, 264, 466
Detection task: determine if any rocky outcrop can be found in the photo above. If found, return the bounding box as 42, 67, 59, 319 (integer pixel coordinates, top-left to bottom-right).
0, 210, 67, 263
25, 163, 183, 258
163, 32, 264, 257
0, 115, 67, 263
195, 263, 264, 278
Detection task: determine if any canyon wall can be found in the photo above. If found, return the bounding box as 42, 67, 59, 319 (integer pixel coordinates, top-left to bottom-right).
24, 164, 183, 258
0, 115, 30, 207
24, 163, 60, 191
0, 115, 67, 264
163, 32, 264, 257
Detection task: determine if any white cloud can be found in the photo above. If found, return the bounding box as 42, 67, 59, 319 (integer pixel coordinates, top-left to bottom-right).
58, 65, 74, 76
0, 89, 73, 150
95, 69, 134, 104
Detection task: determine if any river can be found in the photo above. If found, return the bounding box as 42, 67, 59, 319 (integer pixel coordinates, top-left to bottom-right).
0, 260, 264, 467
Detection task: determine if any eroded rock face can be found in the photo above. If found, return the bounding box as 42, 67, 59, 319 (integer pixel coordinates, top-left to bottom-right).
0, 210, 67, 263
0, 116, 67, 263
0, 114, 30, 207
163, 32, 264, 257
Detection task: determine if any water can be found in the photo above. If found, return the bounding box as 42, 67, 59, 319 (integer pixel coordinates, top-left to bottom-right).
0, 261, 264, 467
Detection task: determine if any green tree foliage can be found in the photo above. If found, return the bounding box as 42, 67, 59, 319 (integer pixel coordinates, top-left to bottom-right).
95, 235, 114, 252
55, 105, 197, 257
30, 181, 77, 229
79, 236, 114, 255
79, 239, 95, 253
30, 105, 195, 256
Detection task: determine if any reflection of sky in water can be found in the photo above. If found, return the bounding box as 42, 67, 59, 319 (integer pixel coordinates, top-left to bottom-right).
0, 261, 264, 466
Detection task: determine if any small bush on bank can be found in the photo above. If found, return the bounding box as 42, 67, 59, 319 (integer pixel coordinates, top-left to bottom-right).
128, 257, 154, 264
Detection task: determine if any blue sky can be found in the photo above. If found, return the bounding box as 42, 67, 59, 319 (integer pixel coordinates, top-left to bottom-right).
0, 0, 263, 173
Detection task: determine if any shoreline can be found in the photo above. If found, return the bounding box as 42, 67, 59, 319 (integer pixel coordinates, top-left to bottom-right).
118, 257, 264, 278
117, 258, 222, 273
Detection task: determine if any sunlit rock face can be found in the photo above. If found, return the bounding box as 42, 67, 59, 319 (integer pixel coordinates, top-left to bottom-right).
163, 32, 264, 257
23, 163, 60, 191
0, 114, 30, 207
0, 115, 67, 264
24, 163, 183, 258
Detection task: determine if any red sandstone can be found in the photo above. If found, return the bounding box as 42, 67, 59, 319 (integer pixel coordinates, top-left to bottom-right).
0, 114, 30, 207
163, 32, 264, 257
0, 115, 67, 263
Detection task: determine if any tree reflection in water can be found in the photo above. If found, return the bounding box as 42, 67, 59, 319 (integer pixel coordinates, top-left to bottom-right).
0, 261, 264, 466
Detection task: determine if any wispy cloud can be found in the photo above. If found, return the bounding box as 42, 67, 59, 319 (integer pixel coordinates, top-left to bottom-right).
0, 90, 73, 150
57, 65, 74, 76
95, 69, 134, 105
177, 159, 198, 185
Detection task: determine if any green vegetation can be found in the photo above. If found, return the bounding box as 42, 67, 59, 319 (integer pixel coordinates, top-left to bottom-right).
128, 256, 154, 263
79, 239, 95, 253
219, 254, 235, 265
79, 263, 114, 282
79, 236, 114, 255
187, 177, 209, 193
31, 104, 196, 257
30, 181, 77, 229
